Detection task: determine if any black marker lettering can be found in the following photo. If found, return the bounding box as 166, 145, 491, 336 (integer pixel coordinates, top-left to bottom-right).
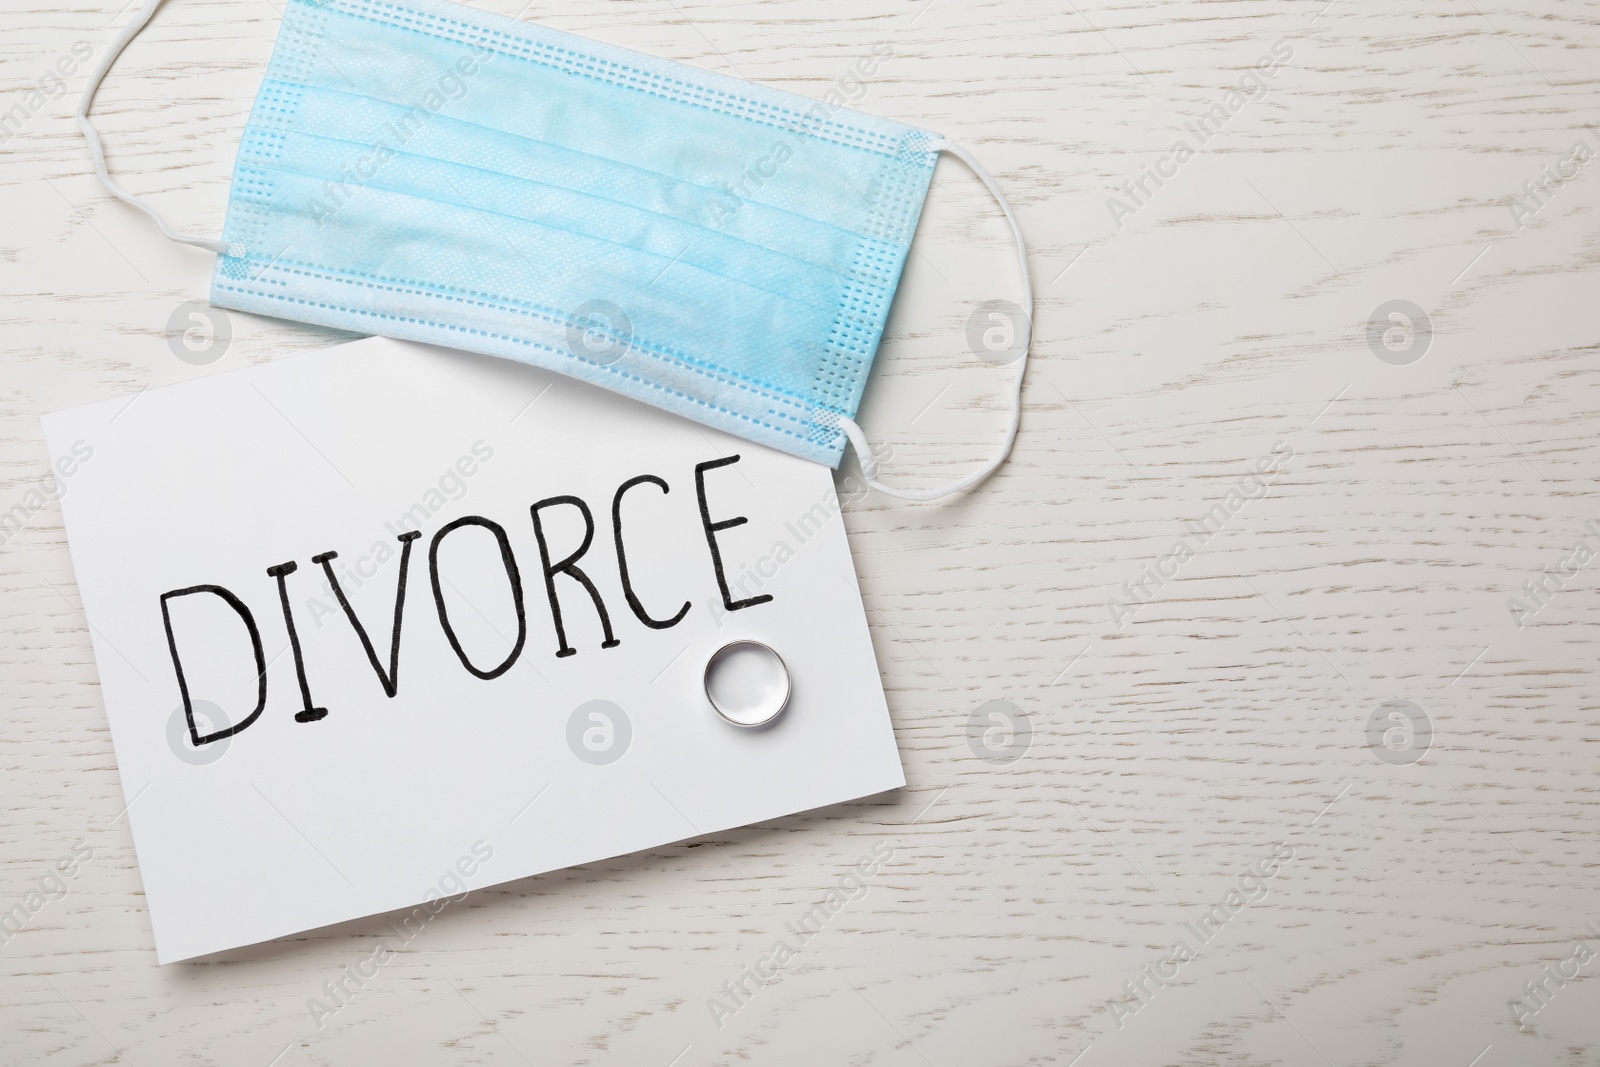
267, 561, 328, 723
530, 495, 620, 658
160, 584, 267, 745
428, 516, 527, 680
611, 475, 689, 630
313, 530, 422, 698
694, 455, 774, 614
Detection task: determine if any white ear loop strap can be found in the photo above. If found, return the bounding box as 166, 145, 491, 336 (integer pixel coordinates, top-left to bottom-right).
837, 137, 1032, 501
75, 0, 230, 255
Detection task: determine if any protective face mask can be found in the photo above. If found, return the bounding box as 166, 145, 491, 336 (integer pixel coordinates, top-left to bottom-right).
78, 0, 1031, 499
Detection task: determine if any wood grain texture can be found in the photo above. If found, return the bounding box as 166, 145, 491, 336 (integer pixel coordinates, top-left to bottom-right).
3, 0, 1599, 1063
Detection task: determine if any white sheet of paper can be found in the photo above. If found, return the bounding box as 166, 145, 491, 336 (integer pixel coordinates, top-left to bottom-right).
42, 337, 901, 963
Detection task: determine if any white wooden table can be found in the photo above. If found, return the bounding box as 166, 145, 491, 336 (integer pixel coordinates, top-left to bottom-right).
4, 0, 1599, 1063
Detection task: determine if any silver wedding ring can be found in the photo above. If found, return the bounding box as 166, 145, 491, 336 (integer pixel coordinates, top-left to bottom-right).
703, 640, 791, 728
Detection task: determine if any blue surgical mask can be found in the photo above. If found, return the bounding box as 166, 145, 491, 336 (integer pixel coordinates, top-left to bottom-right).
78, 0, 1030, 499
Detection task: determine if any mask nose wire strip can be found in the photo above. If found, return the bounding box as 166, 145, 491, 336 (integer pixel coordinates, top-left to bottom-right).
75, 0, 231, 255
837, 137, 1032, 501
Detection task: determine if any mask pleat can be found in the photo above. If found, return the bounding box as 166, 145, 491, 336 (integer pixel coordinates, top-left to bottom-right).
228, 166, 837, 398
239, 115, 894, 318
254, 79, 901, 288
289, 0, 917, 240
